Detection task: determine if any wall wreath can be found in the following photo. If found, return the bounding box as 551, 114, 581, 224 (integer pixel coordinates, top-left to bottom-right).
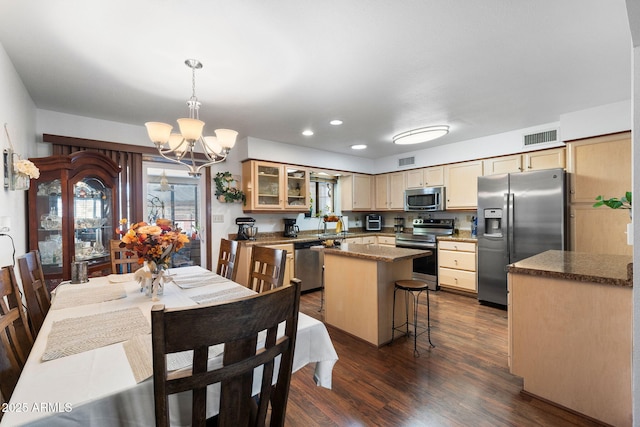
214, 172, 246, 204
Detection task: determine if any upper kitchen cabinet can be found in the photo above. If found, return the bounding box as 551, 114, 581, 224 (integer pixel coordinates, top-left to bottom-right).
375, 172, 405, 210
27, 152, 120, 286
483, 154, 523, 175
524, 147, 565, 171
406, 166, 444, 189
241, 160, 310, 212
444, 160, 484, 210
340, 173, 373, 211
483, 148, 566, 176
567, 132, 630, 204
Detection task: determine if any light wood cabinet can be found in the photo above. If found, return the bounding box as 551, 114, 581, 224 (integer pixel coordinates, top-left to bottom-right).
406, 166, 444, 188
570, 205, 632, 256
264, 243, 295, 284
340, 174, 373, 211
444, 160, 484, 209
524, 147, 565, 171
483, 148, 566, 176
483, 154, 523, 175
438, 240, 477, 292
241, 160, 310, 212
567, 133, 630, 204
376, 236, 396, 247
566, 132, 631, 255
375, 172, 405, 210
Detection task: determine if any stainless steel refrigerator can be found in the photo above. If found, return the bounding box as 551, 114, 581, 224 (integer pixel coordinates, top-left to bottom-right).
477, 168, 567, 306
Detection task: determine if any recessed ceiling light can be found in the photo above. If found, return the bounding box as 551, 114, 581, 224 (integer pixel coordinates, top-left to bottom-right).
302, 130, 314, 136
351, 144, 367, 150
330, 119, 343, 126
393, 125, 449, 145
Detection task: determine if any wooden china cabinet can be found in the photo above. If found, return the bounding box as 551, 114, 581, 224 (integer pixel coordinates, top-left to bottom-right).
27, 152, 120, 288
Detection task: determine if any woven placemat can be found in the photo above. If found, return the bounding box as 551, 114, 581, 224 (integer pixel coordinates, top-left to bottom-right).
172, 271, 229, 289
52, 284, 127, 310
123, 334, 219, 383
42, 307, 150, 361
190, 286, 255, 305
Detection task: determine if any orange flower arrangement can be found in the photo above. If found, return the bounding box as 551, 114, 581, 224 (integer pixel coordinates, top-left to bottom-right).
117, 218, 190, 271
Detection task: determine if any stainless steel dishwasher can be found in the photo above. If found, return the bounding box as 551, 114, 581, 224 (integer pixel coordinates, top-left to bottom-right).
294, 240, 323, 292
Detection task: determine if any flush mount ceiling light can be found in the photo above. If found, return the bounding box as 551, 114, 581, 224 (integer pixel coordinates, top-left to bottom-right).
351, 144, 367, 150
393, 125, 449, 145
302, 129, 314, 136
145, 59, 238, 177
330, 119, 343, 126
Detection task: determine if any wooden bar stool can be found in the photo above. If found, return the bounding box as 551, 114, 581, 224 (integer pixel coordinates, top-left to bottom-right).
391, 279, 435, 357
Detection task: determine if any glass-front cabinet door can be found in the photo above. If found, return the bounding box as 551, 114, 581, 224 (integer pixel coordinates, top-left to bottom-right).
73, 177, 112, 266
285, 167, 309, 210
255, 162, 283, 209
35, 179, 64, 277
28, 152, 120, 288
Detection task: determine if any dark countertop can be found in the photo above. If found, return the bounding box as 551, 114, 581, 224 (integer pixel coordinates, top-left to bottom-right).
322, 243, 432, 263
508, 250, 633, 287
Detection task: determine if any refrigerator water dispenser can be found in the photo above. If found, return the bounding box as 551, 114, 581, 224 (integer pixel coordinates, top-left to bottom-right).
484, 208, 503, 237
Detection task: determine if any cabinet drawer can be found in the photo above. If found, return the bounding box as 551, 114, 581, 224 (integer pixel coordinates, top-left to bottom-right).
377, 236, 396, 245
438, 250, 476, 271
439, 267, 477, 291
438, 240, 476, 252
361, 236, 376, 244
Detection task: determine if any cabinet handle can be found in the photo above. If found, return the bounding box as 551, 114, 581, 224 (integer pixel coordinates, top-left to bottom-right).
454, 277, 458, 283
454, 259, 458, 265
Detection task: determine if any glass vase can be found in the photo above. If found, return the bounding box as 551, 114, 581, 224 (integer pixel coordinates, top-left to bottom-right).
11, 172, 30, 191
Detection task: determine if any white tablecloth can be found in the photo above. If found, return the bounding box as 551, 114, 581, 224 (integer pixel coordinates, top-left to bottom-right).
2, 266, 338, 426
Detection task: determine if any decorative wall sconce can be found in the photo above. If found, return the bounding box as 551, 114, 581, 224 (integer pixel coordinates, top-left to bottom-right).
3, 124, 40, 191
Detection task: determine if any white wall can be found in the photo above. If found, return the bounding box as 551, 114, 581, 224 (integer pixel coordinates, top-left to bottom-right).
0, 43, 37, 267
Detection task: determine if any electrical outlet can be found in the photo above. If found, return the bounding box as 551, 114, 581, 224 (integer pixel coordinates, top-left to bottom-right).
212, 214, 224, 223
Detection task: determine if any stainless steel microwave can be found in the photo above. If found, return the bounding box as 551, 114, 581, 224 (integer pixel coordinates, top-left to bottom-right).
404, 187, 445, 211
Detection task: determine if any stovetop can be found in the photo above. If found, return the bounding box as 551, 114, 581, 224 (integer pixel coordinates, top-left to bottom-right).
396, 218, 455, 243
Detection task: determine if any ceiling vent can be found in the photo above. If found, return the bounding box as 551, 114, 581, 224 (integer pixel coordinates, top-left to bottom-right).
398, 156, 415, 167
523, 129, 559, 147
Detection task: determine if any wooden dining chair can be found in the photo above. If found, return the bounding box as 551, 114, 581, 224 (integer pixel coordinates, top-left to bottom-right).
0, 266, 34, 405
110, 239, 143, 274
17, 250, 51, 338
248, 246, 287, 293
216, 238, 239, 281
151, 279, 301, 427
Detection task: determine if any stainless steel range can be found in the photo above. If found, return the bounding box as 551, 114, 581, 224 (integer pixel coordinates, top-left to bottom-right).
395, 218, 455, 291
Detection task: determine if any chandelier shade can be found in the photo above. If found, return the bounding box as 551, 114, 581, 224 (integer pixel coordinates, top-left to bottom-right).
145, 59, 238, 177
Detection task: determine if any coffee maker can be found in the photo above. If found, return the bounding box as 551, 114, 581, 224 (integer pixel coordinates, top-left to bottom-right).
235, 217, 256, 241
283, 218, 299, 237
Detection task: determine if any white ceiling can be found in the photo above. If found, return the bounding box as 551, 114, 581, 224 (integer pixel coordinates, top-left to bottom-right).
0, 1, 632, 159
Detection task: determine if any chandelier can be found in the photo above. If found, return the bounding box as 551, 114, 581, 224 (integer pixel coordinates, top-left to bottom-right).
145, 59, 238, 177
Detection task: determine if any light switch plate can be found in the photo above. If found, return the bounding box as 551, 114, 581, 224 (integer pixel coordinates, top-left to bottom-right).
212, 214, 224, 223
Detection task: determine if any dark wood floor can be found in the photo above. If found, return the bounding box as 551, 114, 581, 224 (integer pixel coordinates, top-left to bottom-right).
285, 289, 603, 427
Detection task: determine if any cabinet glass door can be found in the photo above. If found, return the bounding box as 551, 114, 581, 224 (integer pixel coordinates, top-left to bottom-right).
256, 164, 282, 208
35, 179, 63, 275
286, 168, 307, 209
73, 178, 112, 265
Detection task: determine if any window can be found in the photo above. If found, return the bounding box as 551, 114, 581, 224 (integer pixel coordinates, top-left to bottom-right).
308, 176, 336, 217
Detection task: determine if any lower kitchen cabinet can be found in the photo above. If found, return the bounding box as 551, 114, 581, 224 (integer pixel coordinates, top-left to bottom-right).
376, 236, 396, 247
438, 240, 477, 292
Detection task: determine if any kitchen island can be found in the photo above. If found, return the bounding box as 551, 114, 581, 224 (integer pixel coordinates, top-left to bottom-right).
322, 243, 432, 347
507, 250, 632, 427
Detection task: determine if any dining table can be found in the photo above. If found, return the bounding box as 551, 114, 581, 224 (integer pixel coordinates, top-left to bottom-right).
1, 265, 339, 426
